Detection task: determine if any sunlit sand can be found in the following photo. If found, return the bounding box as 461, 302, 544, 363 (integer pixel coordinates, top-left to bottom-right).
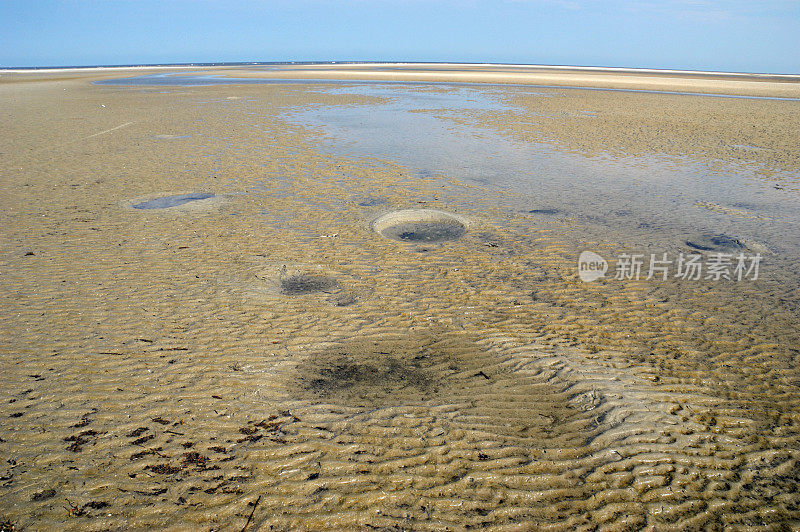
1, 63, 799, 529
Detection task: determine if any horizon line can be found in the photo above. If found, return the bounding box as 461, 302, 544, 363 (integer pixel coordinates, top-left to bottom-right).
2, 60, 799, 78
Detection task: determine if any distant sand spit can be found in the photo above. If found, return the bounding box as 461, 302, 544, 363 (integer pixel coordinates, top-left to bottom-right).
2, 62, 800, 98
225, 63, 800, 98
1, 72, 799, 529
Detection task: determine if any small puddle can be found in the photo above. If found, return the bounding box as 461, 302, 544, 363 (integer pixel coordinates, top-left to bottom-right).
131, 193, 215, 210
152, 134, 191, 140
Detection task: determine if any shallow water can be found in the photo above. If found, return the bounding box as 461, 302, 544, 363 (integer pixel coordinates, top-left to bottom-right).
287, 83, 800, 261
131, 192, 215, 209
381, 221, 467, 243
95, 72, 800, 101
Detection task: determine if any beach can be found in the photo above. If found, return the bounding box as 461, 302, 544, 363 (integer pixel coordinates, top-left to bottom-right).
1, 63, 799, 529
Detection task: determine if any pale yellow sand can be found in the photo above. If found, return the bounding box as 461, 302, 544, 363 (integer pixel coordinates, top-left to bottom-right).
1, 68, 799, 530
210, 63, 800, 98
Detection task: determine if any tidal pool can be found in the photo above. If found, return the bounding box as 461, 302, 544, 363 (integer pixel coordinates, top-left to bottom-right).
284, 83, 800, 265
372, 209, 468, 243
131, 193, 215, 210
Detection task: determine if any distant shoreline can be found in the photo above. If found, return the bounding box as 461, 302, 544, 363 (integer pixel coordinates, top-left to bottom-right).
0, 64, 216, 74
4, 62, 799, 98
2, 61, 799, 79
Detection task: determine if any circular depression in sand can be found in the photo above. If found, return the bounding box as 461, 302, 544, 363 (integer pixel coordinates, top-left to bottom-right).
372, 209, 468, 243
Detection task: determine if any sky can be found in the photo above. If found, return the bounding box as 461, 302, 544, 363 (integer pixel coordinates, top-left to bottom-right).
1, 0, 798, 73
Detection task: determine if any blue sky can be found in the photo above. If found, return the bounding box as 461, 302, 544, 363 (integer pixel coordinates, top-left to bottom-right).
1, 0, 798, 73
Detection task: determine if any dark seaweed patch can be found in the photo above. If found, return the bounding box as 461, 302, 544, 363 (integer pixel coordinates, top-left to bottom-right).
64, 430, 100, 452
31, 489, 56, 502
293, 333, 495, 408
290, 331, 606, 445
307, 357, 433, 396
145, 463, 182, 475
280, 274, 338, 295
126, 427, 149, 438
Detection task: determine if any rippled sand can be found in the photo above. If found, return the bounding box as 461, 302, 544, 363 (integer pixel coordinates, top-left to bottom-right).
1, 66, 800, 530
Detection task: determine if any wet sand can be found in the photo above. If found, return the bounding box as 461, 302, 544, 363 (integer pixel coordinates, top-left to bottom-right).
1, 65, 800, 530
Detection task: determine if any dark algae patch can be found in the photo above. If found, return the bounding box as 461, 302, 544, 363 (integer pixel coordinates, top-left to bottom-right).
132, 193, 215, 210
280, 274, 338, 295
30, 489, 56, 502
145, 463, 182, 475
293, 332, 485, 407
306, 355, 434, 399
63, 430, 101, 452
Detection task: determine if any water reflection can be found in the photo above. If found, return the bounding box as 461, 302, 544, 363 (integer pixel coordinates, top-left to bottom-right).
283, 84, 800, 261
